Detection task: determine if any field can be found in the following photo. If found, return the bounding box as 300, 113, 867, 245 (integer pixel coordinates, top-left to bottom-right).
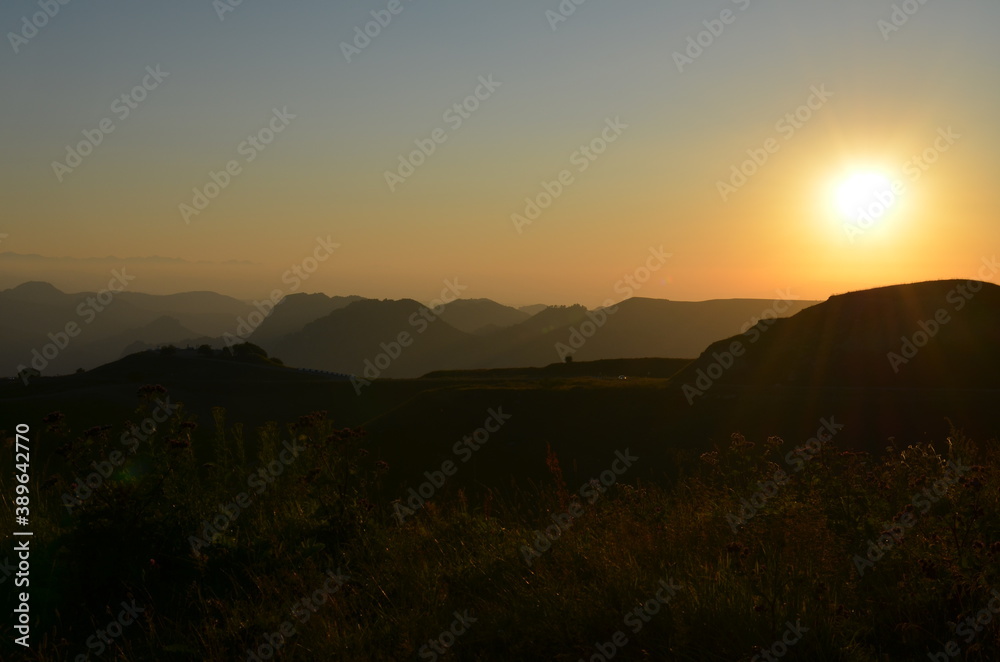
2, 354, 998, 660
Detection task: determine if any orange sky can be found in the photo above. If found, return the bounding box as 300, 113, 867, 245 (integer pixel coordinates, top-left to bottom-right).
2, 2, 998, 306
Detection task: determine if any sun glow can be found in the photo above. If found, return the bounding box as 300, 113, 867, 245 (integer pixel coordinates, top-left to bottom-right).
833, 170, 898, 222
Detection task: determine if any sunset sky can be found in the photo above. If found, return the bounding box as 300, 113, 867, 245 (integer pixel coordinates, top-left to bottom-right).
2, 0, 998, 307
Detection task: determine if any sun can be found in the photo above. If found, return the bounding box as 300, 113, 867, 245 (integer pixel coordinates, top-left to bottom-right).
832, 169, 899, 224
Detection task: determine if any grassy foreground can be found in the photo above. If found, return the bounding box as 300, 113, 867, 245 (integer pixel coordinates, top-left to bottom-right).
2, 386, 999, 661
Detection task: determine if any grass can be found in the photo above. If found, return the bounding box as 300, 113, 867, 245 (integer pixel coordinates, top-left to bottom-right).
1, 385, 998, 660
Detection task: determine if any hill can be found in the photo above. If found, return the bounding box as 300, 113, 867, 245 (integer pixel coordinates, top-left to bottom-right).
433, 298, 530, 334
267, 298, 477, 378
249, 292, 366, 344
674, 279, 1000, 395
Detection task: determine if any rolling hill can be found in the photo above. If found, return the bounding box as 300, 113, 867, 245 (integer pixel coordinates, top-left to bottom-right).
674, 279, 1000, 394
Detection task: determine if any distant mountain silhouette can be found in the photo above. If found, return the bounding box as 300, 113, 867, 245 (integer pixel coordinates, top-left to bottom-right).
469, 304, 594, 368
249, 293, 366, 344
265, 298, 476, 378
563, 297, 819, 360
518, 304, 549, 316
434, 298, 529, 334
2, 281, 66, 302
447, 298, 817, 370
0, 283, 255, 376
1, 281, 827, 379
259, 296, 819, 377
116, 291, 252, 318
674, 280, 1000, 393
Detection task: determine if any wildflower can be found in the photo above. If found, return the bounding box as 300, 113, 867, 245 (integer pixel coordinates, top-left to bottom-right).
730, 432, 754, 449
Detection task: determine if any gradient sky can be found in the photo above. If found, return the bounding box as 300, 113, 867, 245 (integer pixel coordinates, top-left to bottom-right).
2, 0, 998, 307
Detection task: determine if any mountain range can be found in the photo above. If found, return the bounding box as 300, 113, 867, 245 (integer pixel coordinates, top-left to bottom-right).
4, 279, 998, 493
0, 281, 819, 378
